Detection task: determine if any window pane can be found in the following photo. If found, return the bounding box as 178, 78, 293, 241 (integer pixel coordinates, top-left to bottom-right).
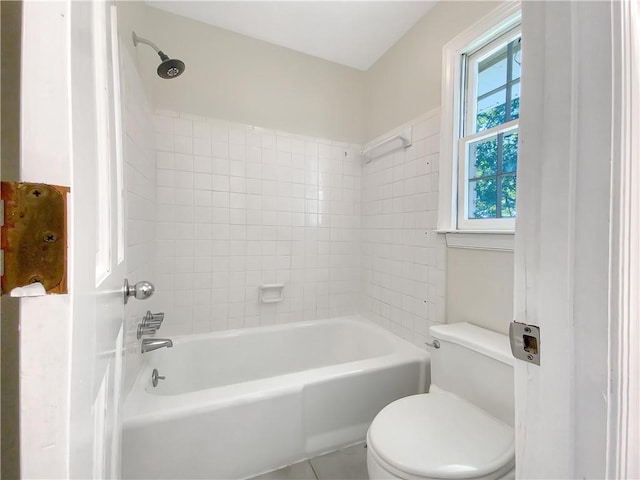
476, 89, 506, 132
502, 130, 518, 173
500, 174, 517, 217
468, 178, 497, 219
477, 48, 508, 98
469, 136, 498, 178
510, 81, 520, 120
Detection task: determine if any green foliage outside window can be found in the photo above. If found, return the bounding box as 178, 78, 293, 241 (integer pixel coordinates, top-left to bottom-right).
469, 97, 520, 218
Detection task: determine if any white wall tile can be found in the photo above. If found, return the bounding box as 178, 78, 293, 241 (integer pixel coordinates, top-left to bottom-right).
152, 110, 443, 348
360, 109, 446, 347
174, 135, 193, 154
157, 151, 174, 170
193, 121, 211, 140
174, 153, 194, 172
193, 137, 212, 156
194, 156, 213, 174
173, 117, 193, 137
153, 114, 362, 335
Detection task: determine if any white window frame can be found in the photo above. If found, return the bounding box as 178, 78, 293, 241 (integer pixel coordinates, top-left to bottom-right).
459, 26, 520, 231
437, 1, 521, 250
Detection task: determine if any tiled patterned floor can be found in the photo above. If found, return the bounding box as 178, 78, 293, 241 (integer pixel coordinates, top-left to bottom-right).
250, 443, 368, 480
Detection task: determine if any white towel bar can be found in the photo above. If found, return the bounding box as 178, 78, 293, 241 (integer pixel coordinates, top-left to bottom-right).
361, 129, 412, 163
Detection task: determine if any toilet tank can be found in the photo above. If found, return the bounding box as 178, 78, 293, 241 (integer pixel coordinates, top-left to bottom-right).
430, 322, 514, 427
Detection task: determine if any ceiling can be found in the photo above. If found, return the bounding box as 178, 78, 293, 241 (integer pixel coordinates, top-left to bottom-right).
145, 1, 437, 71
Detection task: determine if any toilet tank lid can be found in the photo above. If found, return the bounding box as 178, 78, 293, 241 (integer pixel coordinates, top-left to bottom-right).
430, 323, 513, 366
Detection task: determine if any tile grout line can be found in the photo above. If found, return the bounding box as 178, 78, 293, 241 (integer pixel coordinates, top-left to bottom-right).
308, 459, 320, 480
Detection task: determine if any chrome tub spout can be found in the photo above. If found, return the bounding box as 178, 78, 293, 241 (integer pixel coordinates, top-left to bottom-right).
141, 338, 173, 353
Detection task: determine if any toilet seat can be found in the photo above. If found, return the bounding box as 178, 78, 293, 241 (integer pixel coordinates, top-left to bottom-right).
367, 392, 514, 480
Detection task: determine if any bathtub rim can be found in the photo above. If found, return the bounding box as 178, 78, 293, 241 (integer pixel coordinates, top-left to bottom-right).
153, 313, 418, 348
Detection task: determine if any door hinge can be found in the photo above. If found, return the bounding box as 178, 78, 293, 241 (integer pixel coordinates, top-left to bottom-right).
0, 181, 70, 295
1, 199, 4, 277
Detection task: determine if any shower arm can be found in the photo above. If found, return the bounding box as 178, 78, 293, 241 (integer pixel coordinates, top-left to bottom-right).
132, 31, 169, 61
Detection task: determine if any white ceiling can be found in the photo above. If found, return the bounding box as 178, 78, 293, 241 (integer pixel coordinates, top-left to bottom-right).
145, 1, 437, 71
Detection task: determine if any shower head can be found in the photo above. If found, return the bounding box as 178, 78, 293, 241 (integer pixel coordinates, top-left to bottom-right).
132, 31, 185, 79
157, 54, 186, 79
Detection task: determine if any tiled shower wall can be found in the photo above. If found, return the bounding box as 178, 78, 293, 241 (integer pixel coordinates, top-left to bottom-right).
152, 112, 362, 335
361, 108, 447, 347
120, 44, 156, 392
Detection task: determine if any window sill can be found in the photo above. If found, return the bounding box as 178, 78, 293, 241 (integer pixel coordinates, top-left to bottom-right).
437, 230, 514, 252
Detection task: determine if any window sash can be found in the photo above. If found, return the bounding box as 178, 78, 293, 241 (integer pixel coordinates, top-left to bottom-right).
464, 26, 522, 137
460, 118, 519, 144
457, 122, 518, 231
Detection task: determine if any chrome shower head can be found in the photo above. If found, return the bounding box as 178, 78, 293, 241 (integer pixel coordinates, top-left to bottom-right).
133, 31, 185, 80
157, 54, 186, 79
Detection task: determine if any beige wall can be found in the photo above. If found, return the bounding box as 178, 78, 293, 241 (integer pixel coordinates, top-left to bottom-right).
364, 1, 499, 141
446, 248, 514, 334
117, 1, 499, 145
117, 2, 366, 143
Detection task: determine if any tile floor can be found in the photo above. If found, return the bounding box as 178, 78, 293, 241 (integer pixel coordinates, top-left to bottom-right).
250, 443, 368, 480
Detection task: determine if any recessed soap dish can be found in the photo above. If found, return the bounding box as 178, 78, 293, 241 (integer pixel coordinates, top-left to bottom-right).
259, 284, 284, 303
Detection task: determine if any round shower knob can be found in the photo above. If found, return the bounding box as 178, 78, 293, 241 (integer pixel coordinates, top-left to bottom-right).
124, 279, 155, 304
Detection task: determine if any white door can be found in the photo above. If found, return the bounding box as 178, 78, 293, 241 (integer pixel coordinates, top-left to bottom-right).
19, 1, 130, 478
67, 2, 128, 478
515, 1, 639, 478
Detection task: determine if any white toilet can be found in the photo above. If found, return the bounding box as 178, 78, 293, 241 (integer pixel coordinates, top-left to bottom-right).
366, 322, 515, 480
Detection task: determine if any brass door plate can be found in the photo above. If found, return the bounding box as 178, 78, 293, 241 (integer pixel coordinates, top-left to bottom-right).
1, 181, 69, 294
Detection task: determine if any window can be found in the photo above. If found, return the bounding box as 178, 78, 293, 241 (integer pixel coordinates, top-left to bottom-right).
437, 3, 521, 247
459, 28, 521, 230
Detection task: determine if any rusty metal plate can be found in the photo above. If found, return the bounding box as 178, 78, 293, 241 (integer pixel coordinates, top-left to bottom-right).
1, 182, 69, 295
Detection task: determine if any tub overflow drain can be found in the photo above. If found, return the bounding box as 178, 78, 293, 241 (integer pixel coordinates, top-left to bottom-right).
152, 368, 165, 387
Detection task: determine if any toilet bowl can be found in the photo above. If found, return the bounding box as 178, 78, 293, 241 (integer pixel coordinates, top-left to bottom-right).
366, 323, 515, 480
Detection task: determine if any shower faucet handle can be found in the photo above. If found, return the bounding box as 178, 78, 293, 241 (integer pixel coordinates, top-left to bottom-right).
137, 311, 165, 339
143, 311, 165, 327
137, 324, 158, 340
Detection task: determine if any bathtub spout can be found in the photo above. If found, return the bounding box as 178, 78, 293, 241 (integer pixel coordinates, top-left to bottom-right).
141, 338, 173, 353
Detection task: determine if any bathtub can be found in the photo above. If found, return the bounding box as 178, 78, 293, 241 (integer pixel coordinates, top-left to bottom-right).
121, 315, 429, 479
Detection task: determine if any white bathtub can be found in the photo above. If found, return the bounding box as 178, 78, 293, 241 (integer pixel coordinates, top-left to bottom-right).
121, 315, 429, 479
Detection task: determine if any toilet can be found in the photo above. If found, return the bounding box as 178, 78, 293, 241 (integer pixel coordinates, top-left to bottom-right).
366, 322, 515, 480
